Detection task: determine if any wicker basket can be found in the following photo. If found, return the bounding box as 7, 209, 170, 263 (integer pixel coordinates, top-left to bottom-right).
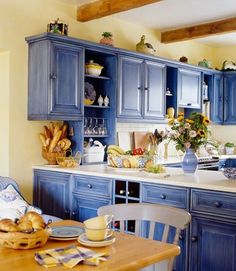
0, 229, 50, 250
42, 148, 66, 165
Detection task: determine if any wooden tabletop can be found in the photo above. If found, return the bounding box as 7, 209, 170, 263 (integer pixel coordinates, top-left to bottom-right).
0, 220, 180, 271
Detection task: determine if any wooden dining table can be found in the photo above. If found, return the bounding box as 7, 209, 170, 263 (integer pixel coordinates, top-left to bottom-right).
0, 220, 180, 271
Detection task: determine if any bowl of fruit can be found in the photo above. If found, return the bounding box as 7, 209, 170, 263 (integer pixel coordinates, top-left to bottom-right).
107, 145, 154, 168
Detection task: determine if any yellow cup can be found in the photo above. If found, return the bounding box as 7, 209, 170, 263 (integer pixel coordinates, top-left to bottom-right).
84, 215, 113, 229
85, 227, 113, 241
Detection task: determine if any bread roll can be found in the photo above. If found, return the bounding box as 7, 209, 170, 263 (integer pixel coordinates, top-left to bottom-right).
19, 212, 45, 230
17, 220, 33, 232
0, 219, 19, 232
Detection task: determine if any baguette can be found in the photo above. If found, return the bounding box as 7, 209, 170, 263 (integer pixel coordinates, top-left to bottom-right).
53, 123, 60, 137
49, 130, 62, 152
60, 123, 68, 139
49, 122, 54, 136
43, 125, 52, 139
39, 133, 47, 148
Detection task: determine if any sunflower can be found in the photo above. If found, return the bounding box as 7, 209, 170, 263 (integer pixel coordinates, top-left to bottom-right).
178, 112, 184, 116
168, 118, 174, 125
203, 116, 210, 125
185, 119, 194, 124
177, 115, 184, 122
197, 129, 205, 137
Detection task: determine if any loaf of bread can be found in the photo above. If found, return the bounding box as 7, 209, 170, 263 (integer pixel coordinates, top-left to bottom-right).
0, 219, 19, 232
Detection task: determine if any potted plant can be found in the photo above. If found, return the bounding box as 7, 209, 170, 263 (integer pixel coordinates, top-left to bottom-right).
225, 142, 235, 155
99, 32, 114, 46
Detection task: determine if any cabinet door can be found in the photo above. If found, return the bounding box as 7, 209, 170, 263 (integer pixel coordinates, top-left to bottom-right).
178, 68, 202, 109
71, 195, 111, 222
117, 56, 143, 118
224, 73, 236, 124
143, 61, 166, 119
49, 42, 84, 120
210, 74, 223, 123
33, 170, 70, 219
190, 215, 236, 271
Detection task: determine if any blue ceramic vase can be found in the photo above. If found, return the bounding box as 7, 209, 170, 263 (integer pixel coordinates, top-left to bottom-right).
182, 148, 198, 174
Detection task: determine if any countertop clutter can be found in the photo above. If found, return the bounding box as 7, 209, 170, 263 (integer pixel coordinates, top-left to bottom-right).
33, 164, 236, 193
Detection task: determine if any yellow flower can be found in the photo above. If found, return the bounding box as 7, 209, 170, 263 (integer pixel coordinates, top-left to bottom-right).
177, 116, 184, 122
197, 129, 205, 137
168, 118, 174, 125
178, 112, 184, 116
203, 116, 210, 125
186, 119, 194, 124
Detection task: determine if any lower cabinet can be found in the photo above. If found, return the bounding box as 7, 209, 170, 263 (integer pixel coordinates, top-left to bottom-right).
190, 215, 236, 271
142, 183, 189, 271
33, 169, 71, 219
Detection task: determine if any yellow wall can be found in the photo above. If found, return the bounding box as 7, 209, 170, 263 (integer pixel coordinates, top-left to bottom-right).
0, 0, 231, 202
0, 51, 10, 176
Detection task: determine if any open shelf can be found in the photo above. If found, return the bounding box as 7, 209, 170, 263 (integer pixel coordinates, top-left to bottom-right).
85, 74, 110, 80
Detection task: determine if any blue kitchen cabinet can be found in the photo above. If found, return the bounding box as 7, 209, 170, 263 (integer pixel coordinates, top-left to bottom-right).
190, 189, 236, 271
178, 68, 202, 109
223, 73, 236, 124
190, 215, 236, 271
117, 55, 166, 121
26, 36, 84, 120
71, 175, 112, 222
209, 73, 223, 123
142, 183, 189, 271
33, 170, 70, 219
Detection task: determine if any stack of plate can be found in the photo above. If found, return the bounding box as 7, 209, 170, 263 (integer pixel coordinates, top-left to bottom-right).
78, 233, 116, 247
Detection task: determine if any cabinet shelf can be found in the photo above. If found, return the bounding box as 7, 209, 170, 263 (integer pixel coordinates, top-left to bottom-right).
84, 135, 109, 138
85, 74, 110, 80
84, 105, 111, 109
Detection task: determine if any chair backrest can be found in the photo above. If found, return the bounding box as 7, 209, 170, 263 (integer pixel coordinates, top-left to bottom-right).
97, 203, 191, 271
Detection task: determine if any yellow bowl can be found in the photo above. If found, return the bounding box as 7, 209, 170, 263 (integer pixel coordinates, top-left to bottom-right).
84, 98, 95, 105
56, 153, 81, 168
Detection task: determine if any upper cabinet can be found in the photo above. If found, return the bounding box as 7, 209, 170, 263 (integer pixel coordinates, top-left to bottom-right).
223, 73, 236, 124
117, 55, 166, 121
177, 68, 202, 109
26, 37, 84, 120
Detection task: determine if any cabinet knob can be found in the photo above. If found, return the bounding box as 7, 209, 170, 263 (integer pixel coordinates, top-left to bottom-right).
160, 194, 166, 200
137, 87, 141, 90
187, 103, 192, 106
72, 211, 77, 216
191, 236, 198, 242
179, 234, 184, 241
119, 190, 125, 195
87, 183, 93, 189
214, 201, 222, 208
144, 87, 149, 91
50, 74, 57, 79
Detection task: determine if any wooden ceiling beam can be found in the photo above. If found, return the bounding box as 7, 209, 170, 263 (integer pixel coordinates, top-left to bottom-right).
77, 0, 162, 22
161, 17, 236, 43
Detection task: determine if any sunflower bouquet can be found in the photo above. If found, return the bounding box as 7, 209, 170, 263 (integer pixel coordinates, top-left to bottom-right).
168, 112, 210, 152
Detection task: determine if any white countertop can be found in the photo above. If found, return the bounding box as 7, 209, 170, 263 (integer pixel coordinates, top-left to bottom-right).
33, 164, 236, 193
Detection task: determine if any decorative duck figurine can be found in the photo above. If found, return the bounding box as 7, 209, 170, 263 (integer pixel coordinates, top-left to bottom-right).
136, 35, 156, 55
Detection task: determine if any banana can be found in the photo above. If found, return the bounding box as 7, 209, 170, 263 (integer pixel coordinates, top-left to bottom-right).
107, 145, 125, 155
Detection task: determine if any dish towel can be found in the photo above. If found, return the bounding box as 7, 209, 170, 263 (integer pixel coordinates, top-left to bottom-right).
35, 245, 110, 268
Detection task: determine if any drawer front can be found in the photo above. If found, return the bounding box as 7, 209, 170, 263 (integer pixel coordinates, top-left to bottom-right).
142, 183, 188, 209
72, 175, 112, 198
191, 189, 236, 218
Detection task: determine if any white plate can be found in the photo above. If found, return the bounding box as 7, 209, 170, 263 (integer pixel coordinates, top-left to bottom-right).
49, 226, 84, 238
49, 236, 79, 241
78, 233, 116, 247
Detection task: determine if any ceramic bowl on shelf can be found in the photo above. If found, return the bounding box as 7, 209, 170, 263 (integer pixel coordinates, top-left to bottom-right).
221, 158, 236, 180
85, 60, 103, 76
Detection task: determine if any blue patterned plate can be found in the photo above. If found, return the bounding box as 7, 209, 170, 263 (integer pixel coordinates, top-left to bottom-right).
49, 226, 84, 238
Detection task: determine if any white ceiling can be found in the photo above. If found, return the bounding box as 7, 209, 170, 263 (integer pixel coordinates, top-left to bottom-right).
58, 0, 236, 47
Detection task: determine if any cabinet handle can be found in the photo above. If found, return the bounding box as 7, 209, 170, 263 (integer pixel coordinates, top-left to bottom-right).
214, 201, 222, 208
179, 234, 184, 241
160, 194, 166, 200
87, 183, 93, 189
144, 87, 149, 91
187, 103, 192, 106
72, 211, 77, 216
137, 87, 141, 90
191, 236, 198, 242
50, 74, 57, 79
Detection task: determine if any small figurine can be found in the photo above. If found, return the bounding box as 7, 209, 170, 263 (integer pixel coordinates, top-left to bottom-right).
98, 95, 103, 106
136, 35, 156, 55
99, 32, 114, 46
104, 96, 109, 106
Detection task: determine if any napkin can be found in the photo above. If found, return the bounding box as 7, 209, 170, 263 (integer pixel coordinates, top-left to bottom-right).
35, 245, 110, 268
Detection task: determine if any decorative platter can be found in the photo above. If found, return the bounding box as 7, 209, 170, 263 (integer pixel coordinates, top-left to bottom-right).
49, 226, 84, 239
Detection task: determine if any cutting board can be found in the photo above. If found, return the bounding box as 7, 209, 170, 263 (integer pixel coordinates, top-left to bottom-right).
133, 132, 149, 149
